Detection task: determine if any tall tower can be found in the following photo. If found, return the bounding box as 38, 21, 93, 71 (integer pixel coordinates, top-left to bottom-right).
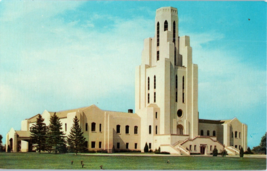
135, 7, 198, 150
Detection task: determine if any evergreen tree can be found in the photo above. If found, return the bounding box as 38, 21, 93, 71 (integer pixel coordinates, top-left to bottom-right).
67, 116, 86, 155
46, 112, 66, 154
0, 134, 2, 152
260, 133, 266, 154
240, 147, 244, 157
30, 114, 47, 153
144, 143, 149, 152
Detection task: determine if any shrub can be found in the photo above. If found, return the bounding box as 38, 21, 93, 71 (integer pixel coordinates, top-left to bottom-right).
240, 147, 244, 157
244, 147, 253, 154
221, 149, 228, 157
144, 143, 149, 153
213, 147, 218, 156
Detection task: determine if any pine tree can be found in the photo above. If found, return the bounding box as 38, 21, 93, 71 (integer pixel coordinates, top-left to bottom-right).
213, 147, 218, 156
240, 147, 244, 157
46, 112, 66, 154
0, 134, 2, 152
30, 114, 47, 153
67, 116, 86, 155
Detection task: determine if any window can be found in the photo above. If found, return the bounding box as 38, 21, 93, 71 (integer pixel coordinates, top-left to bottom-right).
200, 130, 204, 136
126, 143, 129, 149
65, 123, 67, 132
175, 75, 178, 89
157, 51, 159, 61
174, 47, 176, 65
149, 125, 152, 134
91, 122, 96, 132
99, 124, 102, 132
239, 132, 241, 138
85, 123, 88, 131
99, 142, 102, 148
125, 125, 129, 134
154, 75, 156, 89
134, 126, 138, 134
117, 143, 120, 149
213, 130, 216, 136
157, 22, 160, 46
91, 141, 95, 148
173, 21, 176, 43
177, 109, 182, 117
116, 125, 121, 133
189, 145, 192, 151
149, 143, 151, 149
235, 145, 237, 148
148, 93, 150, 103
155, 126, 158, 134
154, 92, 156, 103
155, 112, 157, 119
235, 131, 237, 138
175, 92, 177, 102
135, 143, 137, 149
207, 130, 210, 136
210, 145, 212, 151
164, 20, 168, 31
148, 77, 150, 90
194, 145, 196, 151
182, 93, 185, 103
85, 141, 88, 148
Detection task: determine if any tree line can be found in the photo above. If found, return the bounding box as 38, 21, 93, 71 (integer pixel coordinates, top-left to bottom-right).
29, 113, 86, 154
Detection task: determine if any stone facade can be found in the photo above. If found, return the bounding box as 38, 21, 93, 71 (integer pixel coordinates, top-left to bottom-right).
6, 6, 247, 155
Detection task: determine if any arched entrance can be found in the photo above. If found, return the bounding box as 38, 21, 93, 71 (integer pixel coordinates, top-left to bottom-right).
177, 125, 184, 135
200, 145, 206, 154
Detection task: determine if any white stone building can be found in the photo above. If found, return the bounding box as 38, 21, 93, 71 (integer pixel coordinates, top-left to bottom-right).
6, 7, 247, 155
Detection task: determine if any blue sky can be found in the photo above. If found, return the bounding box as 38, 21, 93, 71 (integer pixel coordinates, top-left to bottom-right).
0, 1, 266, 149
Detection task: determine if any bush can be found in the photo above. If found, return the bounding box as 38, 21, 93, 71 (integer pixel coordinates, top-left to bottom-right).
221, 149, 228, 157
144, 143, 149, 153
240, 147, 244, 157
244, 147, 253, 154
213, 147, 218, 156
96, 149, 108, 153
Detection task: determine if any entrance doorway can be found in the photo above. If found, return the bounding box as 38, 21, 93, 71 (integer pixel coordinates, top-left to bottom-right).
200, 145, 206, 154
177, 125, 184, 135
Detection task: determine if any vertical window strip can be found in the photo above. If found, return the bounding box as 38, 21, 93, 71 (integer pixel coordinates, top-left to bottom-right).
148, 77, 150, 90
157, 51, 159, 61
173, 21, 176, 44
154, 75, 156, 89
154, 92, 156, 103
148, 93, 150, 103
157, 22, 160, 46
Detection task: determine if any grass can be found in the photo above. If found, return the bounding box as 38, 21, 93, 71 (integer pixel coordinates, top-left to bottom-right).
0, 152, 266, 170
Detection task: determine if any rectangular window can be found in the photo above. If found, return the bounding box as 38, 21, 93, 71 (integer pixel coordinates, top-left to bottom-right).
154, 76, 156, 89
148, 93, 150, 103
155, 126, 158, 134
210, 145, 212, 151
134, 126, 138, 134
235, 145, 237, 148
65, 123, 67, 132
99, 124, 102, 132
85, 141, 88, 148
149, 143, 151, 149
148, 77, 150, 90
194, 145, 196, 151
239, 132, 241, 138
235, 131, 237, 138
126, 143, 129, 149
91, 141, 95, 148
189, 145, 192, 151
182, 93, 185, 103
117, 143, 120, 149
154, 92, 156, 103
99, 142, 102, 148
157, 51, 159, 61
149, 125, 152, 134
125, 125, 129, 134
175, 91, 177, 102
155, 112, 157, 119
135, 143, 137, 149
116, 125, 120, 133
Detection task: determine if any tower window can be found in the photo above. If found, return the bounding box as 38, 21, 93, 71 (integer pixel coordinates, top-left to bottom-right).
157, 51, 159, 61
125, 125, 129, 134
177, 109, 182, 117
175, 92, 177, 102
154, 75, 156, 89
173, 21, 176, 44
148, 93, 150, 103
135, 143, 137, 149
155, 126, 158, 134
207, 130, 210, 136
155, 112, 157, 119
174, 47, 176, 65
157, 22, 160, 46
149, 125, 152, 134
149, 143, 151, 149
148, 77, 150, 90
85, 123, 88, 131
126, 143, 129, 149
99, 142, 102, 148
164, 20, 168, 31
91, 122, 96, 132
182, 76, 185, 89
134, 126, 138, 134
200, 130, 203, 136
235, 131, 237, 138
65, 123, 67, 132
91, 141, 95, 148
213, 130, 216, 136
99, 124, 102, 132
154, 92, 156, 103
117, 142, 120, 149
182, 93, 185, 103
176, 75, 178, 89
239, 132, 241, 138
116, 125, 121, 133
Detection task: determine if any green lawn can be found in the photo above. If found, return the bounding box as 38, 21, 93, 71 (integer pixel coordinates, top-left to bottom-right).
0, 153, 266, 170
